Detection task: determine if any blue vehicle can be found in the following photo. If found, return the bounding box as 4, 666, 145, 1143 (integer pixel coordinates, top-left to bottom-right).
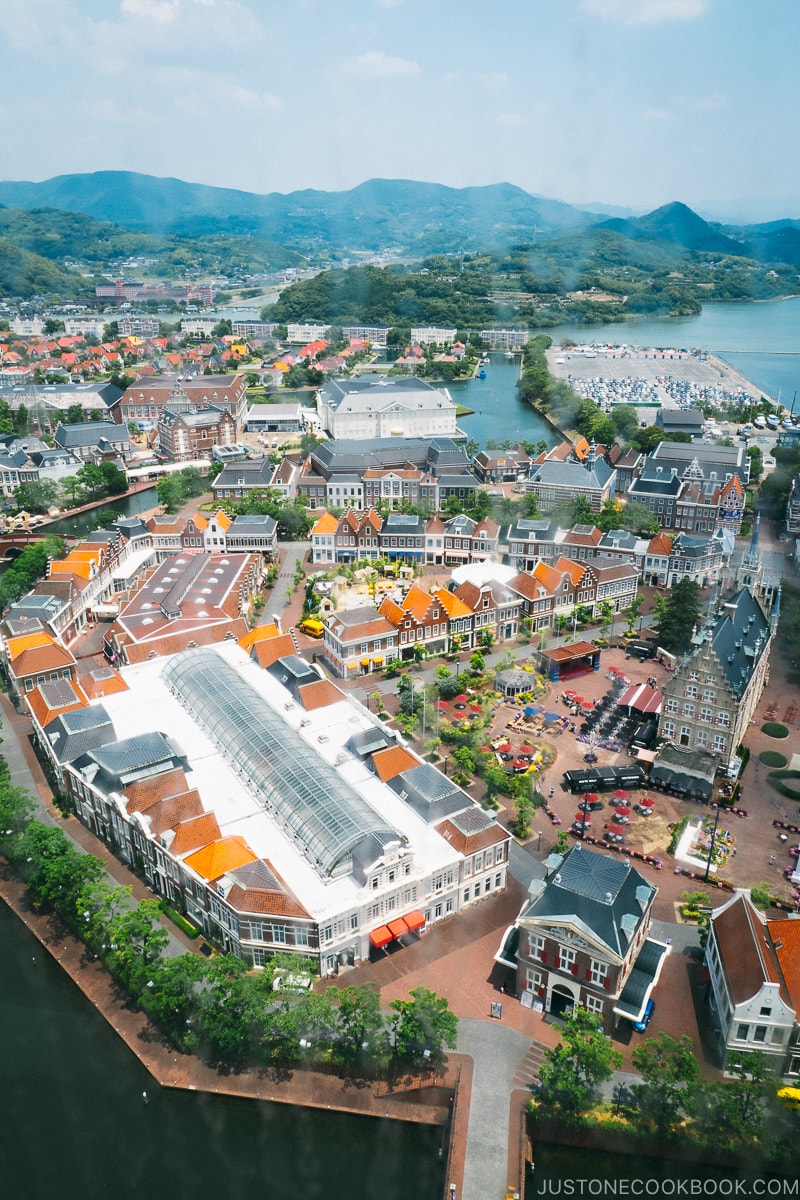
633, 999, 655, 1033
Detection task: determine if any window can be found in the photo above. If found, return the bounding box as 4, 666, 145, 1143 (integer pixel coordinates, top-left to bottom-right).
295, 927, 309, 947
737, 1024, 749, 1040
350, 913, 358, 930
474, 852, 483, 872
662, 721, 675, 738
531, 935, 545, 961
585, 995, 604, 1015
590, 959, 608, 986
685, 685, 697, 699
495, 845, 504, 864
754, 1026, 767, 1043
683, 703, 695, 718
272, 925, 286, 944
760, 1006, 772, 1017
526, 969, 544, 992
713, 735, 727, 754
699, 707, 712, 723
464, 859, 472, 878
463, 887, 471, 903
558, 946, 576, 973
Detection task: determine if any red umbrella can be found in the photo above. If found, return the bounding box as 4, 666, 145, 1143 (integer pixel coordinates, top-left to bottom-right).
519, 744, 534, 754
640, 797, 654, 808
608, 822, 625, 836
574, 812, 591, 824
470, 703, 482, 712
497, 741, 511, 752
584, 792, 599, 802
615, 806, 631, 817
613, 789, 628, 800
436, 700, 448, 711
455, 693, 469, 703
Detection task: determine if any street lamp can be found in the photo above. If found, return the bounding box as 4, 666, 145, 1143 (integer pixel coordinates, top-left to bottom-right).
704, 805, 721, 882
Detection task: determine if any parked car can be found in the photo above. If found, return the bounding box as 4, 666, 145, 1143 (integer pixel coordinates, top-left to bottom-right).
633, 999, 655, 1033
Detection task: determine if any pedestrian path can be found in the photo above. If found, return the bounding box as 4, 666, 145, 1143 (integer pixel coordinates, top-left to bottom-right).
457, 1018, 542, 1200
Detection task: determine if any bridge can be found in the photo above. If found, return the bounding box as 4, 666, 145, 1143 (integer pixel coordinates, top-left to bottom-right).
0, 534, 51, 561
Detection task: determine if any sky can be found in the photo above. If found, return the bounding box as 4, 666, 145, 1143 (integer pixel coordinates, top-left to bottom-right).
1, 0, 798, 222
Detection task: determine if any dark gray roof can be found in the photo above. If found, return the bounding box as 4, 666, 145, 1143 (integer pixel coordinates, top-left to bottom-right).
599, 529, 638, 551
54, 421, 130, 449
45, 704, 115, 765
615, 938, 671, 1020
265, 655, 320, 697
448, 806, 495, 835
530, 457, 614, 489
79, 731, 183, 787
228, 858, 285, 893
228, 513, 277, 534
382, 512, 426, 534
507, 518, 556, 541
707, 586, 771, 700
213, 459, 274, 487
389, 763, 471, 824
658, 408, 704, 427
349, 727, 396, 758
628, 474, 682, 498
519, 843, 655, 959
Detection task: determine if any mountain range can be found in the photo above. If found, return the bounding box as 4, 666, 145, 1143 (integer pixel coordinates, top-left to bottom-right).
0, 172, 799, 300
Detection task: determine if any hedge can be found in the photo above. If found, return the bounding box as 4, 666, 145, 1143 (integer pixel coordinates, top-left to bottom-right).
759, 750, 789, 768
762, 722, 790, 739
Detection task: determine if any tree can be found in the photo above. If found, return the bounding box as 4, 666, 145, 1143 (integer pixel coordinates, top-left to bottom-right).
106, 899, 170, 996
60, 475, 82, 506
75, 462, 106, 500
327, 983, 385, 1070
537, 1007, 623, 1118
655, 577, 702, 653
631, 1032, 699, 1134
625, 593, 645, 635
598, 599, 614, 640
389, 986, 457, 1068
157, 473, 188, 513
14, 478, 59, 514
66, 403, 86, 424
97, 461, 128, 495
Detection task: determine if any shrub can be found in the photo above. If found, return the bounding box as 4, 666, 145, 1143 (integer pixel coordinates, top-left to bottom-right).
767, 769, 800, 801
762, 721, 790, 739
158, 899, 201, 938
759, 750, 788, 768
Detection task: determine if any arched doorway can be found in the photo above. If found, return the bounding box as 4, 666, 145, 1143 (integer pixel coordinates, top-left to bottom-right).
549, 983, 576, 1019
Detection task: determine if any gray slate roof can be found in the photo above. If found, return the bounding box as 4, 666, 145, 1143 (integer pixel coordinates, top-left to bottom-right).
519, 843, 655, 960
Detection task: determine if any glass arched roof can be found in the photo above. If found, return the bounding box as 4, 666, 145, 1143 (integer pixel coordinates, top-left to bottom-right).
162, 648, 398, 878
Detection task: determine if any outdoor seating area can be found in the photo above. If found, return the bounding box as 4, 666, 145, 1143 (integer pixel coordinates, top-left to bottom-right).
571, 788, 657, 846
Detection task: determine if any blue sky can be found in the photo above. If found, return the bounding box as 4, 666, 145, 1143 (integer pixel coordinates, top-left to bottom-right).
1, 0, 796, 221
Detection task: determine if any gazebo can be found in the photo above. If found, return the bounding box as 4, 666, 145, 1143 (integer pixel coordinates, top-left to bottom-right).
540, 640, 601, 682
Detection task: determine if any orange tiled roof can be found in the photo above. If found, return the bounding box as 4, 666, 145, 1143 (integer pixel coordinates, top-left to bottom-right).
437, 817, 507, 855
532, 561, 563, 592
402, 584, 436, 622
238, 622, 281, 651
185, 836, 258, 881
26, 679, 88, 727
79, 666, 129, 699
298, 679, 345, 710
49, 558, 94, 581
208, 509, 229, 532
553, 556, 585, 586
768, 917, 800, 1013
433, 588, 473, 619
123, 768, 191, 815
6, 630, 55, 658
169, 812, 222, 857
372, 745, 419, 782
251, 633, 299, 668
312, 511, 340, 535
146, 791, 205, 839
648, 532, 674, 556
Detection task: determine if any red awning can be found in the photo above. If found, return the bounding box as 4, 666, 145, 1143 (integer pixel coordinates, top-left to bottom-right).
369, 925, 392, 948
404, 909, 426, 932
388, 917, 408, 938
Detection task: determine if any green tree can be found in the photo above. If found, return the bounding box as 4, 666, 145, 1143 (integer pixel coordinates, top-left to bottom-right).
106, 899, 170, 996
60, 475, 82, 506
389, 986, 458, 1068
157, 473, 189, 513
14, 478, 59, 514
537, 1007, 623, 1118
655, 577, 702, 653
327, 983, 386, 1071
631, 1032, 699, 1134
598, 599, 614, 640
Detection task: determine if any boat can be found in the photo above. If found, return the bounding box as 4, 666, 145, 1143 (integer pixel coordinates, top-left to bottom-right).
753, 415, 767, 429
478, 369, 486, 379
767, 414, 780, 429
783, 417, 795, 428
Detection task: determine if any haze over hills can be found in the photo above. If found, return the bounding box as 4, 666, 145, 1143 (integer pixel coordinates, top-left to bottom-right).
0, 172, 603, 256
0, 172, 798, 267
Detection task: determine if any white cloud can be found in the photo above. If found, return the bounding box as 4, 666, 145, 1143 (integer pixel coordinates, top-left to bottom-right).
581, 0, 710, 23
120, 0, 180, 22
494, 112, 530, 128
230, 86, 284, 113
643, 106, 674, 120
477, 71, 508, 90
691, 91, 726, 111
341, 50, 420, 79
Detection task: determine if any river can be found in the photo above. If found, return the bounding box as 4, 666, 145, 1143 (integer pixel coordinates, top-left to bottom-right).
0, 902, 443, 1200
453, 298, 800, 448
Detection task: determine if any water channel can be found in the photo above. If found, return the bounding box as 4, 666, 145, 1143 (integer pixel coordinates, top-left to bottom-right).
0, 902, 444, 1200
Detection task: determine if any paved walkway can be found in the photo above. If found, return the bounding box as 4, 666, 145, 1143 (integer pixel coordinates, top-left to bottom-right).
457, 1019, 542, 1200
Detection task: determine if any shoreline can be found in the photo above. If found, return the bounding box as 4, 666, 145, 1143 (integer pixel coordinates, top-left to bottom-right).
0, 866, 468, 1149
